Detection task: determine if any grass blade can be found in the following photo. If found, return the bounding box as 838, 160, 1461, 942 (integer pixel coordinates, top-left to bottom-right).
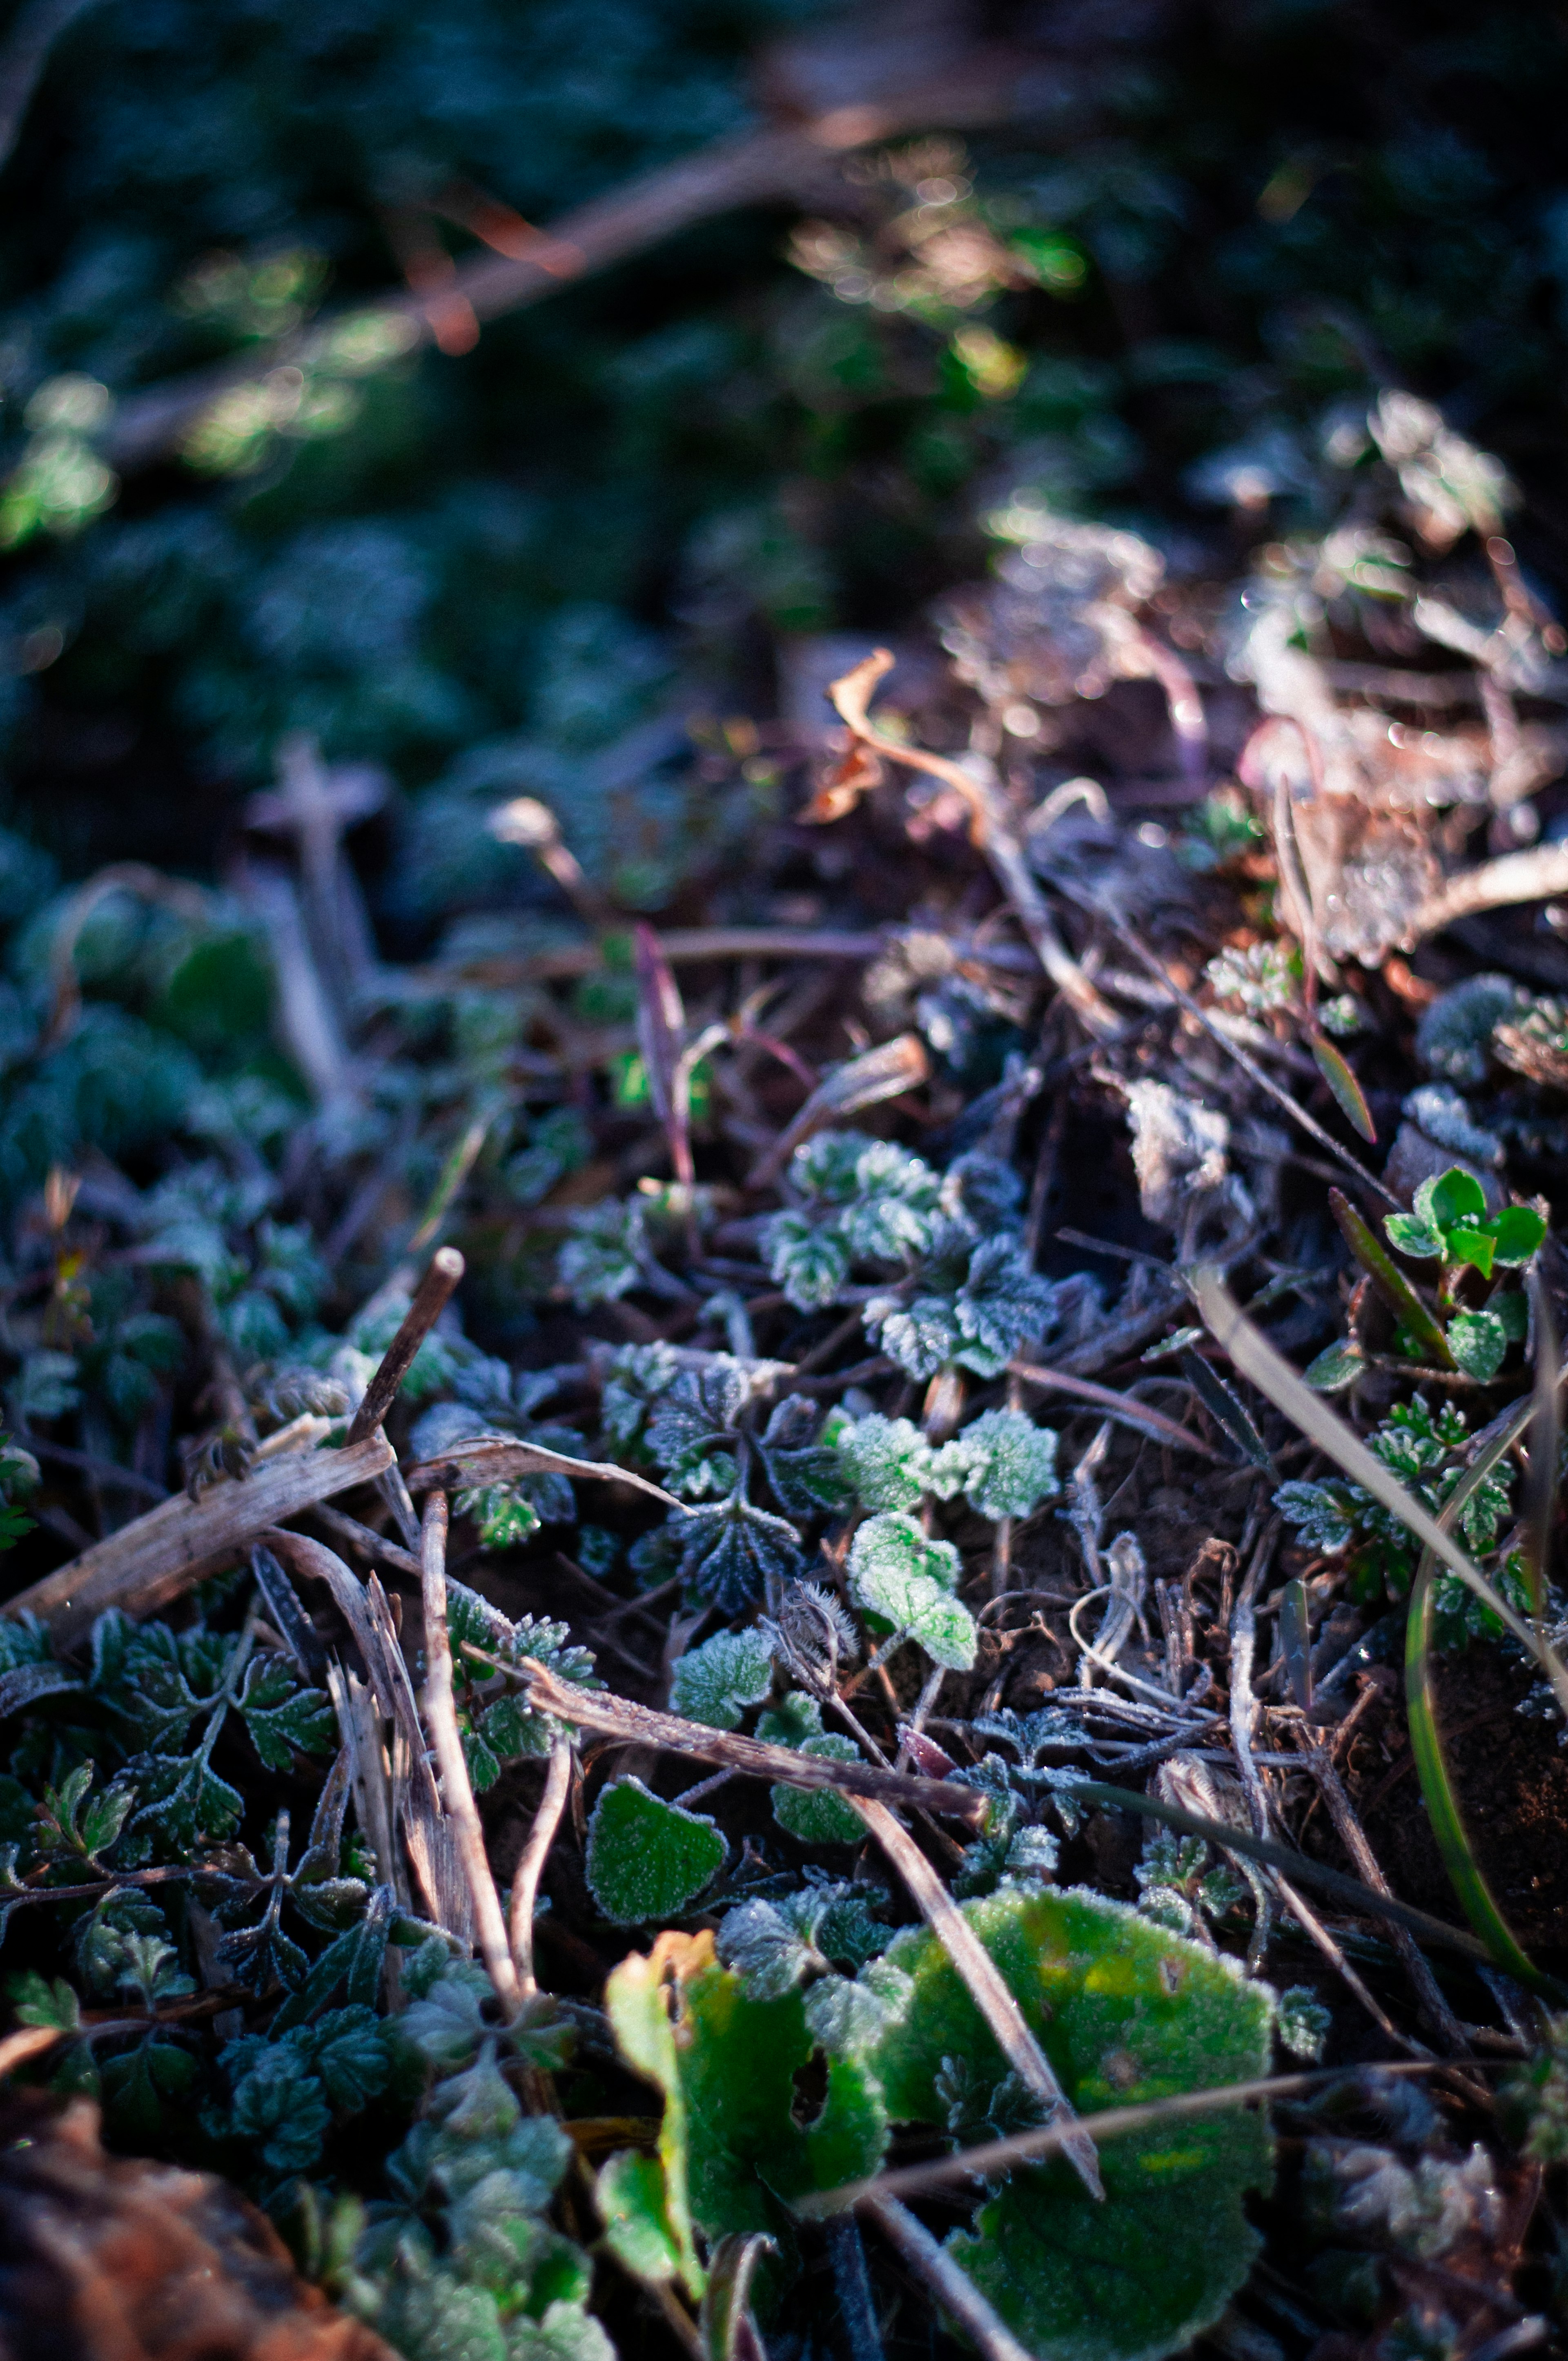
1328, 1188, 1454, 1368
1310, 1033, 1377, 1144
1180, 1350, 1272, 1467
1405, 1390, 1546, 1989
1192, 1266, 1568, 1722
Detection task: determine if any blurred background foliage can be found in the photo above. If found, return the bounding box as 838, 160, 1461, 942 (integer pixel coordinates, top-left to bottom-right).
0, 0, 1565, 949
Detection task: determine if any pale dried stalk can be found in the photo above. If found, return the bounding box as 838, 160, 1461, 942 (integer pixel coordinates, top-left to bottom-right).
861, 2194, 1036, 2361
804, 2063, 1441, 2215
421, 1492, 522, 2012
1409, 844, 1568, 940
510, 1734, 573, 1993
827, 650, 1120, 1039
847, 1795, 1103, 2202
4, 1428, 394, 1642
267, 1528, 440, 1815
479, 1651, 985, 1825
1007, 1361, 1223, 1459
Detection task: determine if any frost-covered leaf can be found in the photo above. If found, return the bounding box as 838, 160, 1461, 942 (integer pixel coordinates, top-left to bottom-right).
673, 1495, 804, 1610
586, 1777, 725, 1925
668, 1629, 775, 1730
1273, 1480, 1357, 1555
771, 1737, 865, 1846
926, 1409, 1059, 1520
235, 1652, 334, 1770
764, 1210, 850, 1311
847, 1515, 976, 1670
1303, 1338, 1365, 1393
605, 1930, 887, 2277
1277, 1986, 1332, 2062
831, 1412, 931, 1512
756, 1394, 845, 1514
1446, 1308, 1507, 1381
871, 1885, 1275, 2361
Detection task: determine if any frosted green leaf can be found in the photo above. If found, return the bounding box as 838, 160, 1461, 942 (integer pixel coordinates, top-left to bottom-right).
871, 1885, 1275, 2361
847, 1514, 976, 1671
595, 2149, 685, 2285
1383, 1213, 1443, 1260
1303, 1338, 1365, 1393
764, 1210, 850, 1310
1446, 1308, 1507, 1381
605, 1930, 887, 2290
771, 1736, 864, 1845
586, 1777, 725, 1925
926, 1409, 1060, 1521
668, 1629, 775, 1730
833, 1413, 931, 1512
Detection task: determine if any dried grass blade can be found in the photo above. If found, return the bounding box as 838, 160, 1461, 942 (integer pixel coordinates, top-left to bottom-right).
403, 1432, 688, 1512
1065, 1777, 1515, 1971
1192, 1267, 1568, 1718
861, 2194, 1036, 2361
3, 1428, 395, 1642
848, 1794, 1104, 2201
635, 921, 695, 1189
800, 2061, 1443, 2216
1309, 1033, 1377, 1144
1007, 1361, 1223, 1460
747, 1032, 930, 1188
421, 1492, 522, 2011
1404, 1389, 1548, 1989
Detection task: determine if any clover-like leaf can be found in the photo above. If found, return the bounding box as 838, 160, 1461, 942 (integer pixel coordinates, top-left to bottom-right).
1417, 1167, 1488, 1230
1383, 1213, 1443, 1261
847, 1514, 976, 1670
871, 1885, 1275, 2361
1488, 1205, 1548, 1267
1446, 1307, 1508, 1381
586, 1778, 726, 1926
668, 1629, 775, 1730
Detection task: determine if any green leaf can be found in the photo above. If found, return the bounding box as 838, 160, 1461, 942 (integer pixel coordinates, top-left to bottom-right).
1446, 1309, 1508, 1381
605, 1931, 886, 2294
925, 1410, 1060, 1521
1420, 1167, 1488, 1229
1444, 1224, 1496, 1280
1383, 1214, 1443, 1261
1302, 1339, 1365, 1394
1309, 1033, 1376, 1142
236, 1652, 334, 1770
846, 1514, 977, 1671
595, 2150, 686, 2287
771, 1737, 865, 1845
871, 1886, 1275, 2361
1179, 1354, 1271, 1468
669, 1630, 775, 1731
1487, 1206, 1548, 1267
832, 1413, 931, 1512
586, 1778, 726, 1926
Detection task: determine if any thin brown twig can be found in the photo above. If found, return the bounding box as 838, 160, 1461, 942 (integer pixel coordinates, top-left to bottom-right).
347, 1246, 466, 1442
421, 1492, 522, 2012
800, 2060, 1450, 2216
466, 1648, 987, 1824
